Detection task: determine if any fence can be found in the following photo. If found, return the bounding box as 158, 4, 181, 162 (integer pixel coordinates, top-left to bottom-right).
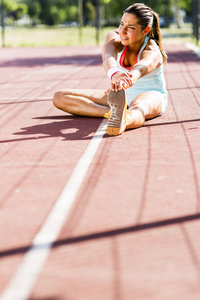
1, 0, 200, 47
0, 0, 5, 47
193, 0, 200, 44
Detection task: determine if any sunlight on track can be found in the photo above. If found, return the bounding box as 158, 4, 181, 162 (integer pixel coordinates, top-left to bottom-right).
0, 119, 107, 300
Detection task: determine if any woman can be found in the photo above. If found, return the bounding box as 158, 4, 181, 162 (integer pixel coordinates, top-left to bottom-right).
53, 3, 168, 136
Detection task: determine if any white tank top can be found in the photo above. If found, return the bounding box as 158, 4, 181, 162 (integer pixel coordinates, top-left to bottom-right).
117, 36, 167, 97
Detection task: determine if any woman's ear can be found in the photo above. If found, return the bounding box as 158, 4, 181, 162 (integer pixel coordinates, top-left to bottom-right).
144, 26, 150, 36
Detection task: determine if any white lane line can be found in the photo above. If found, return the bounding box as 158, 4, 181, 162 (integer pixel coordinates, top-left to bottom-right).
0, 97, 51, 101
0, 119, 107, 300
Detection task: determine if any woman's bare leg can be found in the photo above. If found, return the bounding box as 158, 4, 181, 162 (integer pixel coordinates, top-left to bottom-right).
126, 91, 163, 129
53, 89, 110, 117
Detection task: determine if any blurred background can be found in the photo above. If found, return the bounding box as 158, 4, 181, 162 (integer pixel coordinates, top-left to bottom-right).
0, 0, 199, 47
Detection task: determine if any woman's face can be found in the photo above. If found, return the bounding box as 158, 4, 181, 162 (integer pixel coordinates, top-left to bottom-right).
119, 13, 148, 47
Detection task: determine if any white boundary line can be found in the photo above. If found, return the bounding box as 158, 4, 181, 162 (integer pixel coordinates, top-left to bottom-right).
0, 97, 51, 101
0, 119, 107, 300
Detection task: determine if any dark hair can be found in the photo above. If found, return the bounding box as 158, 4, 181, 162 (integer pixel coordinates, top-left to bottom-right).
124, 3, 167, 64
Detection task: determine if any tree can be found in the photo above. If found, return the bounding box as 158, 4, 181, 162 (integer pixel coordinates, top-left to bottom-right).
15, 3, 28, 19
4, 0, 18, 12
11, 0, 193, 28
4, 0, 28, 21
172, 0, 192, 28
23, 0, 41, 25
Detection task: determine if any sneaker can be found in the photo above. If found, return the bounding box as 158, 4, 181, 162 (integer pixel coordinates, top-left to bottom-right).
107, 89, 127, 136
103, 110, 111, 119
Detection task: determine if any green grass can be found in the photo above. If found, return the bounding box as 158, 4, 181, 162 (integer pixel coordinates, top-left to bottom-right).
161, 23, 195, 45
0, 23, 197, 48
1, 26, 114, 47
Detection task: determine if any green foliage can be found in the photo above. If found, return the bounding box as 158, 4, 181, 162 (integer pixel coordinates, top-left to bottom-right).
104, 0, 171, 19
15, 3, 28, 19
66, 5, 78, 22
179, 0, 192, 13
6, 0, 193, 27
85, 1, 96, 23
24, 1, 41, 20
4, 0, 18, 12
49, 5, 69, 24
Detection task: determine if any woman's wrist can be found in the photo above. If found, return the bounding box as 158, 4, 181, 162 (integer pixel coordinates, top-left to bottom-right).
107, 67, 121, 80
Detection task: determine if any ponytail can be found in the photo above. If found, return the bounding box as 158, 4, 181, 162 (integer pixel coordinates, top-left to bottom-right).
149, 11, 168, 64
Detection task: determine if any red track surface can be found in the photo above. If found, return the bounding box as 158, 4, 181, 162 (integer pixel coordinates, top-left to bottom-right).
0, 44, 200, 300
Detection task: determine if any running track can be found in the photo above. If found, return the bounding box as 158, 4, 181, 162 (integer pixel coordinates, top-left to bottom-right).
0, 43, 200, 300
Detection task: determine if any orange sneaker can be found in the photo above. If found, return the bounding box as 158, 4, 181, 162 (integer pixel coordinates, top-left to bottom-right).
103, 110, 111, 119
107, 89, 128, 136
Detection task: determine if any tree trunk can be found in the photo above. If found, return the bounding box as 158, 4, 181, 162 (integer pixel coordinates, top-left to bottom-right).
174, 0, 184, 28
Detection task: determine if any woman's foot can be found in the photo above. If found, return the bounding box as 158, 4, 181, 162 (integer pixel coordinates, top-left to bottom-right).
107, 89, 128, 136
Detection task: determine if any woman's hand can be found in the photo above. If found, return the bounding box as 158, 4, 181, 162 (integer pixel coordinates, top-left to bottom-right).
111, 72, 133, 92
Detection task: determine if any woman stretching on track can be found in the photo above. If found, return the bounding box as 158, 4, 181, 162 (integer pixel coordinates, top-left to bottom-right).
53, 3, 168, 136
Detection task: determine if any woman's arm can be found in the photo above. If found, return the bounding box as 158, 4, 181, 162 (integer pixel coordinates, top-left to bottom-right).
102, 30, 121, 72
112, 39, 163, 91
102, 30, 133, 90
128, 39, 162, 84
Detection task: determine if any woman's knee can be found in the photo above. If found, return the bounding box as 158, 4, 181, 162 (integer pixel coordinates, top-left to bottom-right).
53, 91, 65, 109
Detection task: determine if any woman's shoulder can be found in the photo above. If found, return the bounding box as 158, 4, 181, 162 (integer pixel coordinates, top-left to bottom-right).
145, 38, 160, 51
141, 38, 163, 65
